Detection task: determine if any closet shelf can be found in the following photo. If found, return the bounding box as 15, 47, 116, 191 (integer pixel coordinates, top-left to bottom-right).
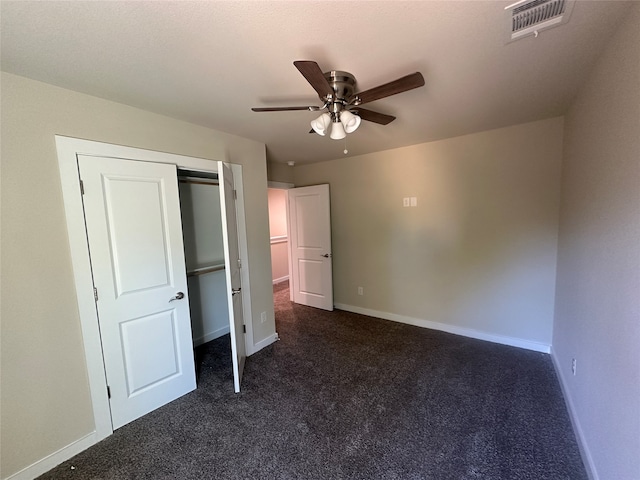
187, 263, 225, 277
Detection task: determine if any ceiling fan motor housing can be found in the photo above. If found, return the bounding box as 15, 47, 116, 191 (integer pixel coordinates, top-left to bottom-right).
323, 71, 357, 117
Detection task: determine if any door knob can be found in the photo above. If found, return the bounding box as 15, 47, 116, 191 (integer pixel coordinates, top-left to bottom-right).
232, 288, 242, 296
169, 292, 185, 302
321, 253, 332, 258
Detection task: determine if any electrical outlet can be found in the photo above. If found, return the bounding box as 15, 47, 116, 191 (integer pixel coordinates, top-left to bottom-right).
358, 286, 364, 296
410, 197, 417, 207
571, 358, 577, 376
261, 311, 267, 323
403, 197, 410, 207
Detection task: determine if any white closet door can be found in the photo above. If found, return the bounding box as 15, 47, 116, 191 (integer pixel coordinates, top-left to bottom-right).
219, 162, 246, 393
78, 155, 196, 429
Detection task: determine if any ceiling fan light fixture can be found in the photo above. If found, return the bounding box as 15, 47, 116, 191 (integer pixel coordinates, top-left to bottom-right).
311, 113, 332, 136
330, 120, 346, 140
340, 110, 361, 134
253, 61, 425, 141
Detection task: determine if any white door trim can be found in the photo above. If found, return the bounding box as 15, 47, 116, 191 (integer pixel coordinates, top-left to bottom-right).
55, 136, 254, 444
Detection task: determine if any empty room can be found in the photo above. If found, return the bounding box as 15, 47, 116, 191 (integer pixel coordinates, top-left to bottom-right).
1, 1, 638, 479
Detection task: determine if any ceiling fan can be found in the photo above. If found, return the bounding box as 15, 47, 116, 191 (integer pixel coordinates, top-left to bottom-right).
251, 61, 425, 140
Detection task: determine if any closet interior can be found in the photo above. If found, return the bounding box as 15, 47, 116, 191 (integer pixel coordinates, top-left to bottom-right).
178, 170, 230, 346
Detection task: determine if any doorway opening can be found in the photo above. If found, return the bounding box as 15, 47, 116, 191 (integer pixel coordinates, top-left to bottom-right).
267, 182, 334, 312
179, 170, 239, 385
267, 185, 292, 290
178, 171, 230, 346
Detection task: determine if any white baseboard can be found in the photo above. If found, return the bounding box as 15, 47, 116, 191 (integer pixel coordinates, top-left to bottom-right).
193, 325, 230, 347
272, 275, 289, 285
334, 303, 551, 353
5, 432, 97, 480
550, 348, 598, 480
251, 332, 279, 355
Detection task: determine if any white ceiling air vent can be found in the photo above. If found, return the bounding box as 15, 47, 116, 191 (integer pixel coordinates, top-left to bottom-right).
505, 0, 575, 42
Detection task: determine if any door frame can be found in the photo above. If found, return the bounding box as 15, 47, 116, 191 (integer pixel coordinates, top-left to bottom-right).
56, 136, 254, 443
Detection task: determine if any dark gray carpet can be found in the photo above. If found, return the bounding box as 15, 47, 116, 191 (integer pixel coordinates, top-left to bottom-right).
39, 281, 586, 479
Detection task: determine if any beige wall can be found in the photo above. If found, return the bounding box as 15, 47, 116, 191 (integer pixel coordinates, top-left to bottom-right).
294, 117, 564, 346
267, 189, 288, 237
268, 188, 289, 283
0, 73, 275, 478
270, 242, 290, 284
267, 159, 294, 184
552, 6, 640, 479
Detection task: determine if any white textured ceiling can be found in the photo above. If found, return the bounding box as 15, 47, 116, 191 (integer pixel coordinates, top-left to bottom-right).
0, 1, 630, 164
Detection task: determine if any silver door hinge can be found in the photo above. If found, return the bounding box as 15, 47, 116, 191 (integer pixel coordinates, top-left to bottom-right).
80, 180, 85, 195
233, 189, 237, 200
237, 258, 242, 268
94, 287, 99, 301
107, 386, 111, 399
243, 325, 246, 334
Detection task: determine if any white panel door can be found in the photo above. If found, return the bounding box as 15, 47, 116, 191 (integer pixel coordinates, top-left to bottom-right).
219, 162, 246, 393
288, 184, 333, 311
78, 155, 196, 429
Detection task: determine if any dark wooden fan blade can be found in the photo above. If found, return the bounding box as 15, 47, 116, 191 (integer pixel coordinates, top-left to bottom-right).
353, 72, 425, 105
351, 108, 396, 125
294, 60, 333, 98
252, 106, 318, 112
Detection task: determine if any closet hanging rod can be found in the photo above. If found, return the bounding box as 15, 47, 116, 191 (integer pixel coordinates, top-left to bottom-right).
179, 178, 219, 186
187, 264, 226, 277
